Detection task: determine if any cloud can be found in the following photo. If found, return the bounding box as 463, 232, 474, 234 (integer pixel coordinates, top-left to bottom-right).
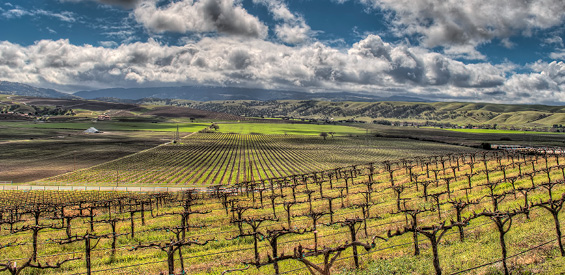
274, 22, 311, 44
99, 41, 118, 47
501, 61, 565, 103
35, 9, 77, 22
0, 35, 562, 103
348, 35, 505, 87
1, 6, 77, 22
1, 8, 31, 18
544, 36, 564, 47
60, 0, 143, 9
98, 0, 142, 8
442, 45, 486, 60
550, 50, 565, 60
253, 0, 313, 44
133, 0, 268, 38
46, 27, 57, 34
352, 0, 565, 50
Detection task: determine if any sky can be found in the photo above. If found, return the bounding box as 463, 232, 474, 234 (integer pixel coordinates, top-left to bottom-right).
0, 0, 564, 104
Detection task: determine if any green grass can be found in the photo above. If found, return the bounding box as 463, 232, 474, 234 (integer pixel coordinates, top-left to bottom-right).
0, 121, 210, 132
443, 128, 564, 135
217, 122, 367, 135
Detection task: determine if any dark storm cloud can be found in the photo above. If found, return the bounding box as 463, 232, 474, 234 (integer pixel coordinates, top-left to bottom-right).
133, 0, 268, 38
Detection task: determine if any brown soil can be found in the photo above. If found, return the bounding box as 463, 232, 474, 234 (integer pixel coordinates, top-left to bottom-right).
0, 130, 170, 183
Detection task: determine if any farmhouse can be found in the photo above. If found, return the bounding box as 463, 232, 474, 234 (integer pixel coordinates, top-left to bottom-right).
97, 114, 111, 121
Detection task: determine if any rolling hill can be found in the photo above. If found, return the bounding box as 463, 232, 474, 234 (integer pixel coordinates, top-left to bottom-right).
0, 81, 77, 99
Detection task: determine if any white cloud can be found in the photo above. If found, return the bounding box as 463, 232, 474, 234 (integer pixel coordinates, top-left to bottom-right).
502, 61, 565, 103
1, 8, 30, 19
46, 27, 57, 34
133, 0, 268, 38
99, 41, 118, 47
35, 9, 77, 22
274, 22, 311, 44
0, 35, 562, 103
550, 49, 565, 60
1, 6, 77, 22
442, 45, 486, 60
353, 0, 565, 49
60, 0, 143, 9
253, 0, 313, 44
544, 36, 564, 47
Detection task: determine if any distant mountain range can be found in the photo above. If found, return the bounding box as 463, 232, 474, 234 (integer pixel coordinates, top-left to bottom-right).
0, 81, 78, 99
0, 81, 432, 102
0, 81, 431, 102
74, 86, 431, 102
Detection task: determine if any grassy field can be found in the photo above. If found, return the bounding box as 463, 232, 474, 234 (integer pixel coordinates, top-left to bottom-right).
1, 152, 564, 274
217, 122, 367, 135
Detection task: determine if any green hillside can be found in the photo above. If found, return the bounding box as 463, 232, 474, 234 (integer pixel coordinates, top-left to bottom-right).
168, 100, 565, 130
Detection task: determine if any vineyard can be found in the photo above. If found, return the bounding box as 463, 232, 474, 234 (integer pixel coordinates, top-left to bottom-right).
2, 151, 565, 274
39, 132, 477, 186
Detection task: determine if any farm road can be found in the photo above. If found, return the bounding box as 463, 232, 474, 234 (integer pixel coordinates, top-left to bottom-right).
0, 185, 207, 192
